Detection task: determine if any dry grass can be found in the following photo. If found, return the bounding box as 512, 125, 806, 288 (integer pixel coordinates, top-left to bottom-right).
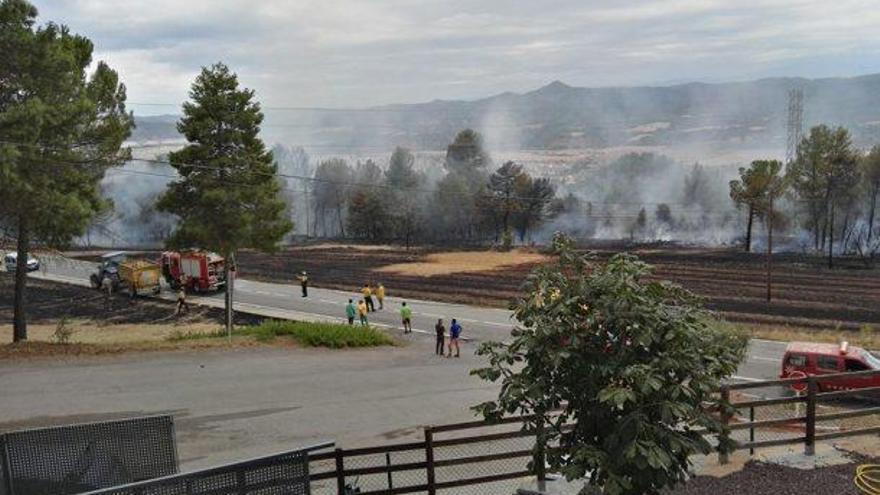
0, 320, 223, 345
374, 249, 550, 277
723, 321, 880, 350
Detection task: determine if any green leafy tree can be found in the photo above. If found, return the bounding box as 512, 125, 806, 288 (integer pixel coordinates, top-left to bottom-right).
729, 160, 787, 252
862, 146, 880, 242
385, 147, 424, 247
486, 161, 526, 238
347, 159, 390, 240
788, 125, 860, 255
0, 0, 134, 342
472, 233, 746, 495
157, 62, 291, 335
312, 158, 353, 237
445, 128, 491, 176
514, 176, 556, 242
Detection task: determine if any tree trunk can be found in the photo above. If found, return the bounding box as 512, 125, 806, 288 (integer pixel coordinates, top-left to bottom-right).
745, 206, 754, 252
13, 217, 30, 342
828, 202, 835, 269
225, 251, 235, 339
869, 184, 878, 243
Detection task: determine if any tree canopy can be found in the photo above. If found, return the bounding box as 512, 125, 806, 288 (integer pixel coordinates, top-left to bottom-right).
472, 233, 746, 495
0, 0, 134, 341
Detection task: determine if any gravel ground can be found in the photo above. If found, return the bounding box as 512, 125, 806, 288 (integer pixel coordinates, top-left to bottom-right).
670, 456, 877, 495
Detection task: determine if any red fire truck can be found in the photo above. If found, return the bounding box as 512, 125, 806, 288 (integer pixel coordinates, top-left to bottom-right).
160, 250, 226, 292
780, 341, 880, 392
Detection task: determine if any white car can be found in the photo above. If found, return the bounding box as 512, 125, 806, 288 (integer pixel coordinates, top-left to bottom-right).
4, 252, 40, 272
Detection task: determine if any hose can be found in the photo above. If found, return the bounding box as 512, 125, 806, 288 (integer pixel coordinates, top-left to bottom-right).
856, 464, 880, 495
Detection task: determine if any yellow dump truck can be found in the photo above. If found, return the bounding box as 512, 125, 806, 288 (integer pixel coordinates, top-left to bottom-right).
118, 259, 162, 297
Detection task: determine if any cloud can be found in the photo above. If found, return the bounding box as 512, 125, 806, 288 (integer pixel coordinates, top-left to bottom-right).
33, 0, 880, 110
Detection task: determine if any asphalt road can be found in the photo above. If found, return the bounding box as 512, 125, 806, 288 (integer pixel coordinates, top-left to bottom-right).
0, 255, 791, 469
31, 254, 786, 383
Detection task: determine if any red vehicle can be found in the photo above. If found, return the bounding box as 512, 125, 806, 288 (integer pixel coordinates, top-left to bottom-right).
780, 342, 880, 392
160, 250, 226, 292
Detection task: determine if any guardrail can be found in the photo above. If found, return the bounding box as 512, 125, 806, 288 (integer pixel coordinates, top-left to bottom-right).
718, 369, 880, 463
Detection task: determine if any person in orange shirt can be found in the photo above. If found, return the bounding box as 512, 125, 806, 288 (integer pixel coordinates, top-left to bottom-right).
362, 284, 375, 312
376, 283, 386, 310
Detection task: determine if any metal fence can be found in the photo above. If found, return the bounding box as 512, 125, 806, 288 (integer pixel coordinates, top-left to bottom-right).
0, 416, 178, 495
78, 443, 332, 495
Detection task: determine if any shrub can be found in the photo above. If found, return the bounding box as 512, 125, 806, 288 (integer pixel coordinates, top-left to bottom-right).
52, 317, 74, 345
241, 320, 395, 348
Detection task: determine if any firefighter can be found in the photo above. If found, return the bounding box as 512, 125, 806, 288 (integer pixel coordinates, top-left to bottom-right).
345, 299, 357, 325
362, 284, 375, 312
101, 276, 114, 313
176, 276, 189, 315
376, 283, 386, 310
298, 271, 309, 298
357, 299, 369, 326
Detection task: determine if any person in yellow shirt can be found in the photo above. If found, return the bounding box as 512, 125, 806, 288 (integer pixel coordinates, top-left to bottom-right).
376, 283, 386, 310
357, 299, 369, 326
362, 284, 375, 312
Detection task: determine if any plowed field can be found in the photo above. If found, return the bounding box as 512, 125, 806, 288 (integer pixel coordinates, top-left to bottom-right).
235, 244, 880, 330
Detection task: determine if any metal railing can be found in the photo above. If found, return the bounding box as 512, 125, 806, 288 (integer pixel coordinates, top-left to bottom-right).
0, 415, 178, 495
78, 442, 332, 495
719, 369, 880, 463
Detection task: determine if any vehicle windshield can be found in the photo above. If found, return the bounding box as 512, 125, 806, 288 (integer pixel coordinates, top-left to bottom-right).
863, 351, 880, 370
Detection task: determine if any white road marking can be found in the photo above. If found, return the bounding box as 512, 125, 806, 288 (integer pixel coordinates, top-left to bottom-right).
749, 356, 779, 362
731, 375, 764, 382
481, 321, 510, 328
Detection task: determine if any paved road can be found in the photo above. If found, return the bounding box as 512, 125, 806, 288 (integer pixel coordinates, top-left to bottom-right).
0, 254, 792, 469
30, 253, 788, 383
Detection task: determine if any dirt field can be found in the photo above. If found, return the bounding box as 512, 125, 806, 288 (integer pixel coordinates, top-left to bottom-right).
234, 243, 880, 331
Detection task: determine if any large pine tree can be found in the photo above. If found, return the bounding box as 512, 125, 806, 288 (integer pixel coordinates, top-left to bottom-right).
157, 63, 291, 335
0, 0, 134, 341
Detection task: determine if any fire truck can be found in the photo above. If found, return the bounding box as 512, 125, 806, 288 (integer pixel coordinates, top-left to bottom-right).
160, 250, 226, 292
780, 341, 880, 392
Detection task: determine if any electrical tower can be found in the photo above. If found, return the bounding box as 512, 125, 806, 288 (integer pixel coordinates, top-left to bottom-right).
785, 88, 804, 164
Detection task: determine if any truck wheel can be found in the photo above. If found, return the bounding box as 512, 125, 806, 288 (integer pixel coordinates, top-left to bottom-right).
90, 275, 100, 289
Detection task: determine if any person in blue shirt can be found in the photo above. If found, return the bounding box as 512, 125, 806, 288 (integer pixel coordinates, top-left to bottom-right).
447, 319, 462, 358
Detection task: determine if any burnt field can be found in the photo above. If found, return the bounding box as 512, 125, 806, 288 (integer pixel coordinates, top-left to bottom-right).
235, 244, 880, 330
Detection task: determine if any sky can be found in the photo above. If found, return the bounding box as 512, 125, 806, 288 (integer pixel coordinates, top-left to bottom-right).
35, 0, 880, 113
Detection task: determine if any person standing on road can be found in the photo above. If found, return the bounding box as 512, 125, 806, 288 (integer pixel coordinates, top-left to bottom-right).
447, 319, 462, 358
345, 299, 357, 325
102, 276, 114, 313
298, 271, 309, 298
362, 284, 375, 312
376, 283, 386, 310
400, 301, 412, 334
175, 278, 189, 316
434, 319, 446, 356
357, 299, 369, 326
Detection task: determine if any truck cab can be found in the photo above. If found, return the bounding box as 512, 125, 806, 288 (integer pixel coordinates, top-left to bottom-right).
90, 251, 128, 289
780, 342, 880, 392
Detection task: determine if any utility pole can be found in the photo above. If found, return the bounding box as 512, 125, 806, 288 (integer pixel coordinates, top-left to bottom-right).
226, 252, 235, 340
766, 197, 773, 302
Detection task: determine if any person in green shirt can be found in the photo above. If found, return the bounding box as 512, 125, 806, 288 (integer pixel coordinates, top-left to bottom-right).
400, 302, 413, 334
345, 299, 357, 325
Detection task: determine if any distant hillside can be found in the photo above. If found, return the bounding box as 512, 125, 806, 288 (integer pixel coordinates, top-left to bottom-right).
131, 73, 880, 151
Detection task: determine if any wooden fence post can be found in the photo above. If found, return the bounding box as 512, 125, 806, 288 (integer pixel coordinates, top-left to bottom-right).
719, 385, 731, 465
535, 417, 547, 491
425, 427, 436, 495
805, 378, 817, 456
335, 448, 346, 494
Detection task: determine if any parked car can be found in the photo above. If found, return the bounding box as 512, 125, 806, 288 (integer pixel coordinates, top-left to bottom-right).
780, 341, 880, 392
4, 252, 40, 272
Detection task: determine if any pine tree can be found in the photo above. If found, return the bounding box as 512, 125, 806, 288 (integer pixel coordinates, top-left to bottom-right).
157, 62, 291, 335
0, 0, 134, 342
